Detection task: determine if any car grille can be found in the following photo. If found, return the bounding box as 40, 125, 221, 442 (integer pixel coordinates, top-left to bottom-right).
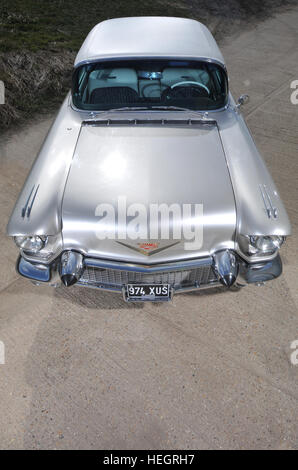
78, 262, 218, 292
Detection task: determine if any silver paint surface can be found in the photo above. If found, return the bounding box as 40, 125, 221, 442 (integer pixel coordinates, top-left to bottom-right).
61, 123, 236, 263
74, 17, 225, 67
6, 17, 291, 267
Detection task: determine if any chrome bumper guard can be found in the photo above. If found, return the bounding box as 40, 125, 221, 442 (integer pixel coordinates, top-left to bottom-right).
238, 254, 282, 284
17, 256, 51, 283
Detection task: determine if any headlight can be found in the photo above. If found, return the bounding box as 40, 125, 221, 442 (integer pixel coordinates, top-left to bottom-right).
253, 236, 284, 253
239, 235, 285, 257
14, 235, 47, 254
14, 234, 62, 261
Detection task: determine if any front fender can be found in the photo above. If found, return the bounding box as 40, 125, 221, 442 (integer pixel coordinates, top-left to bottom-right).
6, 93, 82, 237
218, 107, 291, 238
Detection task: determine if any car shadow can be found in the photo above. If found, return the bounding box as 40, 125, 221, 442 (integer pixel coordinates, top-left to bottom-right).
54, 285, 144, 310
181, 285, 241, 297
54, 284, 239, 310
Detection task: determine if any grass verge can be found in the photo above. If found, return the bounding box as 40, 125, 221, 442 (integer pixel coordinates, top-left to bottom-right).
0, 0, 296, 129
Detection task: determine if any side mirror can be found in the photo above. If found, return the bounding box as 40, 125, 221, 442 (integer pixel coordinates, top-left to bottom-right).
236, 94, 250, 109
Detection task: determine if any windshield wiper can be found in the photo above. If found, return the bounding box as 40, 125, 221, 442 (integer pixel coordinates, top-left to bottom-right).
149, 105, 202, 113
91, 106, 150, 113
88, 105, 206, 114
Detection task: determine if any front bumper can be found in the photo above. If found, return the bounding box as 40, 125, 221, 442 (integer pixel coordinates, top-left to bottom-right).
17, 251, 283, 296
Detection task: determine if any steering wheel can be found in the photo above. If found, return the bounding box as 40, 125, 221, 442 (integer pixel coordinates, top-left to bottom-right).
162, 81, 210, 100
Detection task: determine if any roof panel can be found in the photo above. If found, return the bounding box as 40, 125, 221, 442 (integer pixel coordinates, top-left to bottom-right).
74, 17, 225, 67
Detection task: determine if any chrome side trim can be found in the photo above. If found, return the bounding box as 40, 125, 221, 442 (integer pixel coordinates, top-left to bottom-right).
21, 185, 35, 218
27, 184, 40, 218
21, 184, 40, 219
259, 184, 278, 219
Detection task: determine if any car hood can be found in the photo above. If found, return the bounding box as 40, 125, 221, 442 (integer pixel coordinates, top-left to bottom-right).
62, 122, 236, 263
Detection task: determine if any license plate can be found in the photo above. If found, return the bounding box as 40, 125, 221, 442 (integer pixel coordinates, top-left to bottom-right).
126, 284, 171, 301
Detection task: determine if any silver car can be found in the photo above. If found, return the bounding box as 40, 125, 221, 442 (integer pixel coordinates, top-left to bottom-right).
7, 17, 291, 302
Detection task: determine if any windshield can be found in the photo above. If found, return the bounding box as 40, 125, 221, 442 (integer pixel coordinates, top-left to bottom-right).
72, 59, 228, 112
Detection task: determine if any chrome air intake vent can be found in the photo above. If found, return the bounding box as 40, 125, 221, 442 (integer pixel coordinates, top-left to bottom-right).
83, 119, 216, 127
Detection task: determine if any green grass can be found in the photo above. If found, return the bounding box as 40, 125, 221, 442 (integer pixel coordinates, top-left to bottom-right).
1, 0, 296, 53
0, 0, 296, 129
0, 0, 192, 53
0, 0, 195, 128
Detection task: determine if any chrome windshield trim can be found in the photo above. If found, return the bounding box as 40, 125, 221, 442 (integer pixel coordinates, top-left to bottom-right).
71, 56, 228, 115
70, 97, 229, 116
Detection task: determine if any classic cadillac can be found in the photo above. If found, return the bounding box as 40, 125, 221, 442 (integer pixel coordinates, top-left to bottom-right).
7, 17, 291, 302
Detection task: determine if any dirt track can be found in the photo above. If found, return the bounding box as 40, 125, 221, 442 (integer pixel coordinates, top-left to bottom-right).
0, 7, 298, 449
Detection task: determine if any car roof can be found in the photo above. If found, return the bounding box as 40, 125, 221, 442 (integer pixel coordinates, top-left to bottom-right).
74, 17, 225, 67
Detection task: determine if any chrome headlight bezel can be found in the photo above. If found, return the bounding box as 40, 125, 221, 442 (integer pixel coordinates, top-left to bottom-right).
13, 234, 62, 262
14, 235, 47, 254
238, 235, 285, 258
